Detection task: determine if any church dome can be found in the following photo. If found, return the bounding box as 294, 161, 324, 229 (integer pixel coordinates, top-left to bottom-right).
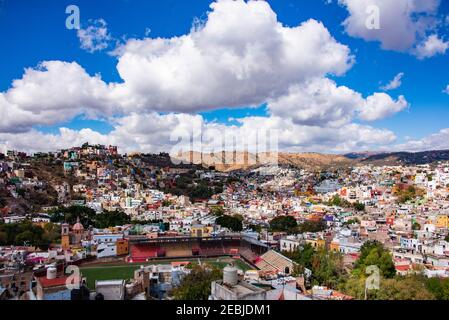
73, 217, 84, 231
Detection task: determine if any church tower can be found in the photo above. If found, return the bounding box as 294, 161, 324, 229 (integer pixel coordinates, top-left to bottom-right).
61, 222, 70, 249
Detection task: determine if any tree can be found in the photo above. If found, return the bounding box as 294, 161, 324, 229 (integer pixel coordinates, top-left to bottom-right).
49, 205, 96, 226
375, 276, 434, 300
353, 202, 365, 212
210, 206, 224, 217
426, 277, 449, 300
283, 243, 314, 273
0, 231, 7, 245
445, 234, 449, 242
412, 222, 421, 231
311, 249, 345, 289
297, 220, 327, 233
95, 211, 130, 229
396, 186, 425, 204
216, 215, 243, 232
173, 265, 222, 300
354, 241, 396, 279
162, 200, 172, 207
188, 183, 214, 201
15, 231, 35, 245
248, 224, 262, 233
343, 218, 360, 226
269, 216, 297, 233
328, 195, 351, 208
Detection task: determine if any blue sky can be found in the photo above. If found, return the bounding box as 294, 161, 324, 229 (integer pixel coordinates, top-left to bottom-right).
1, 0, 449, 153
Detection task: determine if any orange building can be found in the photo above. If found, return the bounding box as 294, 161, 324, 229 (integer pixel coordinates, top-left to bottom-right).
116, 239, 129, 256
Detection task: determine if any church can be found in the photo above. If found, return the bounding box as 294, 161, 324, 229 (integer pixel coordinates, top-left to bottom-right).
61, 217, 87, 249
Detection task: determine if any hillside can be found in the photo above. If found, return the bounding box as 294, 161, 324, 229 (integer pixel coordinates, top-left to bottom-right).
175, 151, 355, 172
175, 149, 449, 171
355, 150, 449, 166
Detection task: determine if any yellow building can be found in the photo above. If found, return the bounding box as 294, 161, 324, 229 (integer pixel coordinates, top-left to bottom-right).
116, 239, 129, 256
436, 215, 449, 228
306, 239, 326, 250
190, 224, 214, 237
330, 241, 340, 252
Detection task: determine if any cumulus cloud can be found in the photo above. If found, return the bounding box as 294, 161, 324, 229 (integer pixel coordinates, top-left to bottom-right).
395, 128, 449, 152
381, 72, 404, 91
112, 0, 354, 112
0, 0, 357, 129
339, 0, 446, 58
0, 112, 398, 155
358, 93, 409, 121
444, 85, 449, 94
0, 61, 119, 133
0, 0, 410, 154
77, 19, 113, 53
268, 77, 408, 126
414, 34, 449, 59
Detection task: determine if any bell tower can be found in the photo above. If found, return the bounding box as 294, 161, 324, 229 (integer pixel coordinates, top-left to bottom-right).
61, 222, 70, 249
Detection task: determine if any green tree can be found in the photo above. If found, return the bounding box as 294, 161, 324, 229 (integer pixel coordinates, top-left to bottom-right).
354, 241, 396, 279
269, 216, 298, 233
311, 249, 345, 289
162, 199, 172, 207
375, 276, 434, 300
283, 243, 314, 273
328, 195, 351, 208
0, 231, 7, 245
95, 211, 131, 229
297, 220, 327, 233
426, 277, 449, 300
49, 205, 96, 226
353, 202, 365, 211
412, 222, 421, 231
210, 206, 224, 217
15, 230, 35, 245
247, 224, 262, 233
189, 183, 214, 201
343, 218, 360, 226
173, 265, 222, 300
216, 215, 243, 232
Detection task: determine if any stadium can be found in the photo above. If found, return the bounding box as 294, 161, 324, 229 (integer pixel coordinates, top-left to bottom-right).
127, 235, 269, 267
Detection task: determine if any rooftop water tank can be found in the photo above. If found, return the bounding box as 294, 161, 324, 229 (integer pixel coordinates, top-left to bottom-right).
223, 265, 238, 286
47, 266, 57, 280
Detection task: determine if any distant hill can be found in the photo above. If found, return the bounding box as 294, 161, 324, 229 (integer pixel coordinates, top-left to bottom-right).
359, 150, 449, 166
174, 149, 449, 171
174, 151, 354, 172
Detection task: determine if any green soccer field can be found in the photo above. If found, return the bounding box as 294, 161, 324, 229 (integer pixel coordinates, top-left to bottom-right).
80, 257, 253, 289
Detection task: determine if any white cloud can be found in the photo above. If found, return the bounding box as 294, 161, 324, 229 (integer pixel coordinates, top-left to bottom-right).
414, 34, 449, 59
112, 0, 354, 113
444, 85, 449, 94
339, 0, 445, 58
268, 77, 408, 126
0, 61, 117, 133
395, 128, 449, 152
358, 93, 409, 121
0, 128, 110, 154
0, 0, 356, 129
0, 112, 398, 155
77, 19, 113, 53
0, 0, 411, 154
381, 72, 404, 91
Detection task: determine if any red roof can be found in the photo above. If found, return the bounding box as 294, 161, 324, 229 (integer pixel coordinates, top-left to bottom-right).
395, 265, 411, 272
36, 276, 69, 288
